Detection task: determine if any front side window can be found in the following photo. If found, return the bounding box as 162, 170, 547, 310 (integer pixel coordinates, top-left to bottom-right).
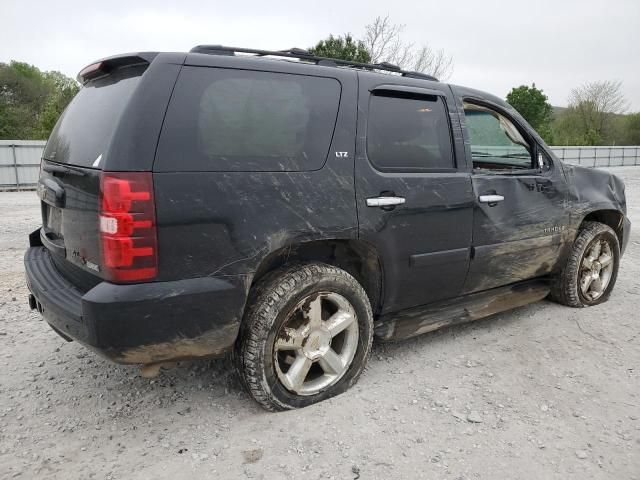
367, 92, 454, 171
463, 102, 533, 171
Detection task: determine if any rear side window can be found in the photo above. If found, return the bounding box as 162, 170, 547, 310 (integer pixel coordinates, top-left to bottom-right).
155, 67, 341, 172
44, 64, 146, 168
367, 92, 454, 171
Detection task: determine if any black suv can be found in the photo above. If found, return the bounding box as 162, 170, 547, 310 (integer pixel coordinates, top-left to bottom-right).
25, 46, 630, 410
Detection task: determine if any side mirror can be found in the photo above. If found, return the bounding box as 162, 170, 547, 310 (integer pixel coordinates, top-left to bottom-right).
537, 152, 548, 171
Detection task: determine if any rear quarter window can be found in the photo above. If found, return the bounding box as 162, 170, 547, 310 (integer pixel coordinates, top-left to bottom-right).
155, 67, 342, 172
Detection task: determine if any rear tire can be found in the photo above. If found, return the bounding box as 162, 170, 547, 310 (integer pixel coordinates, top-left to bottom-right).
550, 221, 620, 307
236, 263, 373, 411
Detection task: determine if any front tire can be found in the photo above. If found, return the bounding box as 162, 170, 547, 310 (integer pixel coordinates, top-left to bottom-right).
551, 221, 620, 307
236, 263, 373, 411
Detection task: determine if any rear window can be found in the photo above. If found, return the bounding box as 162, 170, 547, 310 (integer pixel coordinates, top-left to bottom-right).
155, 67, 341, 172
43, 64, 146, 168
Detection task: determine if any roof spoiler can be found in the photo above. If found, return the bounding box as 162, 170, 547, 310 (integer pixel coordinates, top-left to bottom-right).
77, 52, 158, 84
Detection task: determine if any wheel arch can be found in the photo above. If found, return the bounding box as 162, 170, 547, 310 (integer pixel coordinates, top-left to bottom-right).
580, 209, 625, 246
250, 239, 384, 315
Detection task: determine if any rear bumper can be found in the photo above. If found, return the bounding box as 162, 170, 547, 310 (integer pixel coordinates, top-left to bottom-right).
24, 245, 248, 365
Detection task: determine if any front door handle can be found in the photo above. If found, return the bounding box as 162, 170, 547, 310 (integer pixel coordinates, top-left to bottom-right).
478, 194, 504, 204
366, 196, 406, 207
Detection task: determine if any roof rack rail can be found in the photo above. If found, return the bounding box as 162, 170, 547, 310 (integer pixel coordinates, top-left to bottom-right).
188, 44, 439, 81
402, 71, 439, 82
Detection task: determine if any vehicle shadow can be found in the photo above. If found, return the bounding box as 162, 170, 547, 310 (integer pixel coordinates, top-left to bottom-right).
40, 300, 548, 418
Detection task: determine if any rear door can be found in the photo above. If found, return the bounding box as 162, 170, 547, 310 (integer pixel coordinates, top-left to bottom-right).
454, 93, 570, 293
355, 74, 474, 314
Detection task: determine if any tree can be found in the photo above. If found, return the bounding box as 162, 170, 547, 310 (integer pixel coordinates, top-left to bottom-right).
621, 112, 640, 145
309, 16, 454, 79
308, 34, 371, 63
561, 80, 628, 145
363, 15, 453, 80
0, 61, 79, 140
0, 61, 50, 138
552, 109, 588, 145
34, 71, 80, 138
506, 84, 554, 143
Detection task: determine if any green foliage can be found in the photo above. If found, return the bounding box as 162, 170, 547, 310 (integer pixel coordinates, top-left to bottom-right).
552, 80, 631, 146
552, 108, 639, 146
502, 81, 639, 146
0, 61, 79, 140
552, 108, 591, 145
621, 113, 640, 144
506, 84, 553, 143
308, 34, 371, 63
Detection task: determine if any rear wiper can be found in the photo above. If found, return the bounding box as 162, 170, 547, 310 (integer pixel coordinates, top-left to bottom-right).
42, 162, 86, 177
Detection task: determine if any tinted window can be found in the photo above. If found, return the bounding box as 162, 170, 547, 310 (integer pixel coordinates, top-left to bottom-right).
464, 102, 532, 170
44, 64, 145, 168
156, 67, 341, 172
367, 92, 454, 171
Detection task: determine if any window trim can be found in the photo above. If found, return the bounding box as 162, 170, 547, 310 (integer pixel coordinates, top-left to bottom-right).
365, 87, 457, 173
370, 84, 444, 98
462, 97, 551, 176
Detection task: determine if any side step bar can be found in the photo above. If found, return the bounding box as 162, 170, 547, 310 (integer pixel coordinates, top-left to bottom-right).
375, 279, 550, 341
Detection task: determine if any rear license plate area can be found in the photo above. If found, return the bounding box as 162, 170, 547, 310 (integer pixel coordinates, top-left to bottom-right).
45, 205, 63, 238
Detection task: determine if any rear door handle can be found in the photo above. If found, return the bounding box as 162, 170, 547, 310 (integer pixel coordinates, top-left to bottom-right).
366, 196, 406, 207
478, 194, 504, 204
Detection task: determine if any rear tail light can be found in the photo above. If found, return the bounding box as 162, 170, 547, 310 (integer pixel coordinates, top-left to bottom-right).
99, 172, 157, 282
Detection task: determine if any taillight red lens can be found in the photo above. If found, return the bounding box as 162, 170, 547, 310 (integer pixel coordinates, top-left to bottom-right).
99, 172, 157, 282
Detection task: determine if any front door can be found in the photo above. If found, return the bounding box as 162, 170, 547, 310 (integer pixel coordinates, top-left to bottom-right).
355, 75, 474, 314
455, 95, 570, 293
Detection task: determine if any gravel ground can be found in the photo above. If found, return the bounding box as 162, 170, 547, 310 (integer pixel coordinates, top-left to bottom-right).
1, 167, 639, 480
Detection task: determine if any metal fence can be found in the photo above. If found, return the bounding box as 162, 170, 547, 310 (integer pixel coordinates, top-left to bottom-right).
1, 141, 639, 189
550, 146, 640, 168
0, 140, 46, 188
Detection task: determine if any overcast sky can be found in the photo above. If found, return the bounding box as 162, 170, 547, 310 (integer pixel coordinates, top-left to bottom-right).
3, 0, 639, 110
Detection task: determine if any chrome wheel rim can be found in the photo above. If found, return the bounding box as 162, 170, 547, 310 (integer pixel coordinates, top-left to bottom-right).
579, 238, 614, 301
273, 292, 359, 396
